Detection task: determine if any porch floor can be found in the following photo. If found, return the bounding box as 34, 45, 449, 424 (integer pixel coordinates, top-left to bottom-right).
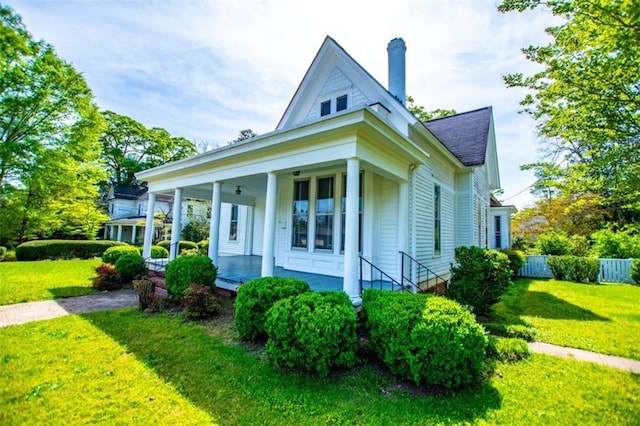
217, 255, 344, 292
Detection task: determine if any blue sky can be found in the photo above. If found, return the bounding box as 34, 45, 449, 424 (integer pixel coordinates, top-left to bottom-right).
10, 0, 559, 209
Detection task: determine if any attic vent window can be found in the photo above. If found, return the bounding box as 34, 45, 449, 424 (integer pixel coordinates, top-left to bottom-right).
320, 100, 331, 116
336, 95, 347, 111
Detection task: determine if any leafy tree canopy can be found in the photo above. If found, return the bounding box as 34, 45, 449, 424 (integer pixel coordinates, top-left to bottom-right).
406, 95, 457, 121
100, 110, 196, 187
228, 128, 257, 145
0, 5, 107, 245
500, 0, 640, 222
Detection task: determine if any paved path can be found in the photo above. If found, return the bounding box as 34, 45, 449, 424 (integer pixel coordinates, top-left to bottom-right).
0, 290, 137, 328
529, 341, 640, 374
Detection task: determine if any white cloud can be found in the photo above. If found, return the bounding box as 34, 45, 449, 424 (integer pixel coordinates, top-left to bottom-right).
11, 0, 560, 208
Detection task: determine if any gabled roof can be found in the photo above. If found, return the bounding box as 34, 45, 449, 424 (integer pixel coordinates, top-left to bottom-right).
112, 185, 148, 200
423, 107, 492, 167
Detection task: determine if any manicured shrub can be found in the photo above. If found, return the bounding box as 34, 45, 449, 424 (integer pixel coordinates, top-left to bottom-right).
483, 323, 537, 342
156, 240, 199, 254
0, 246, 6, 262
93, 263, 123, 291
114, 252, 147, 283
535, 230, 572, 256
591, 228, 640, 259
15, 240, 127, 261
363, 290, 487, 389
547, 255, 599, 283
4, 250, 17, 262
164, 255, 217, 300
265, 291, 357, 377
447, 246, 512, 314
133, 278, 156, 311
198, 240, 209, 255
101, 245, 141, 265
632, 259, 640, 285
486, 336, 530, 363
501, 249, 526, 277
235, 277, 310, 341
182, 284, 220, 320
150, 245, 169, 259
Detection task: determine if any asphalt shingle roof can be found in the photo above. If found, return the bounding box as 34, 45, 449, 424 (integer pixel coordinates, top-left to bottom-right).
423, 106, 492, 166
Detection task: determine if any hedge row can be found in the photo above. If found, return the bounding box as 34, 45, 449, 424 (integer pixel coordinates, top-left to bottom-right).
15, 240, 128, 261
363, 290, 487, 389
547, 255, 599, 283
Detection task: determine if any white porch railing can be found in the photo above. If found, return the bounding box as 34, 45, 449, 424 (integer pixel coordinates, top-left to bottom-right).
519, 255, 635, 284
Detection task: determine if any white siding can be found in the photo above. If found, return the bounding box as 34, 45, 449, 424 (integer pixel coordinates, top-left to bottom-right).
218, 204, 249, 255
455, 172, 473, 247
373, 175, 398, 276
304, 66, 369, 122
472, 166, 490, 248
252, 195, 266, 256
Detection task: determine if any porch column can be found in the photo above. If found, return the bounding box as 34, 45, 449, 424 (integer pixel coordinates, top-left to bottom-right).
344, 158, 360, 302
261, 172, 277, 276
103, 226, 108, 240
116, 225, 123, 242
131, 225, 137, 244
208, 182, 222, 266
169, 188, 183, 260
110, 225, 115, 240
142, 192, 156, 258
398, 180, 410, 291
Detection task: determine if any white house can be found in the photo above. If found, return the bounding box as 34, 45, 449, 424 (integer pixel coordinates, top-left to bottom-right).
137, 36, 514, 301
104, 185, 253, 254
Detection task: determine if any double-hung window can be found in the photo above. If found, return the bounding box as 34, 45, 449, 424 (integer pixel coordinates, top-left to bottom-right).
494, 215, 502, 249
229, 204, 238, 241
292, 180, 309, 248
434, 184, 441, 254
315, 177, 334, 250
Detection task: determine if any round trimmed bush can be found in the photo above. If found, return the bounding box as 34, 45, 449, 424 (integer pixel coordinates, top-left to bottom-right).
363, 290, 487, 389
102, 245, 140, 265
156, 240, 198, 253
164, 255, 217, 300
265, 291, 357, 377
235, 277, 310, 341
182, 284, 220, 320
150, 245, 169, 259
114, 252, 147, 283
94, 263, 123, 291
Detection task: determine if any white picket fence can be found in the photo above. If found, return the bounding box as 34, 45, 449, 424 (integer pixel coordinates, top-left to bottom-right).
519, 255, 635, 284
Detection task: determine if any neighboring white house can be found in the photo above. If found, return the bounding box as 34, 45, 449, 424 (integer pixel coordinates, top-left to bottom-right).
104, 185, 252, 254
137, 36, 515, 301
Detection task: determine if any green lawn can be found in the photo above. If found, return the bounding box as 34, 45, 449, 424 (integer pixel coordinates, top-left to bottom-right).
1, 309, 638, 425
491, 278, 640, 360
0, 259, 101, 305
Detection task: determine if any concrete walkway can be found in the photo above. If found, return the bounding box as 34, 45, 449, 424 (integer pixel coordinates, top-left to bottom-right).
529, 341, 640, 374
0, 290, 137, 328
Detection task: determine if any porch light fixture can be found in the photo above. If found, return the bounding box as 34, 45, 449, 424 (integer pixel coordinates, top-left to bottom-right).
235, 186, 242, 195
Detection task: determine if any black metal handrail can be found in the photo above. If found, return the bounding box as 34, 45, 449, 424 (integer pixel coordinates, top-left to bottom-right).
399, 251, 449, 293
359, 256, 415, 293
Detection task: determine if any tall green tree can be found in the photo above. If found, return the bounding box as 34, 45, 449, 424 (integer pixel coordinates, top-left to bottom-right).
100, 111, 196, 187
499, 0, 640, 222
0, 5, 107, 245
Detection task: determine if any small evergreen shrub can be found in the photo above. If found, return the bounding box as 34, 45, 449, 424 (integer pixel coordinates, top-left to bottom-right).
547, 255, 599, 283
164, 255, 217, 300
363, 290, 487, 389
501, 249, 526, 277
0, 246, 6, 262
150, 245, 169, 259
198, 240, 209, 255
182, 284, 220, 320
157, 240, 171, 249
15, 240, 127, 260
133, 278, 156, 311
101, 245, 141, 265
93, 263, 123, 291
114, 252, 147, 283
235, 277, 310, 341
483, 323, 537, 342
535, 231, 572, 256
486, 336, 530, 363
4, 250, 17, 262
447, 246, 512, 314
632, 259, 640, 285
157, 240, 199, 253
265, 291, 357, 377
